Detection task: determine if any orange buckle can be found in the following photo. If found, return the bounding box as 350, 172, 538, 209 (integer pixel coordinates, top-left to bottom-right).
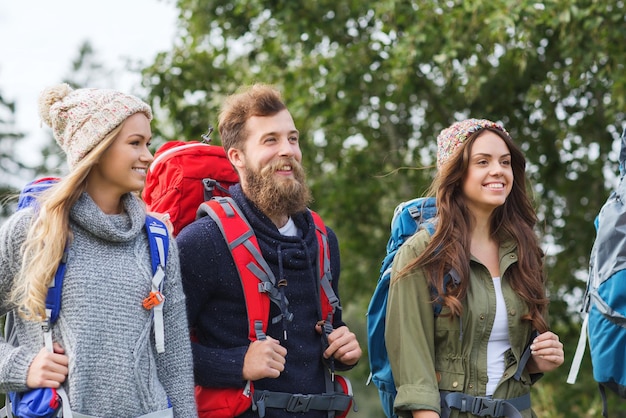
143, 291, 164, 310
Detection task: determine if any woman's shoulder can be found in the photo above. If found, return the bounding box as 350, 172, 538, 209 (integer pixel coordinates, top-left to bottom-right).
0, 210, 33, 274
400, 228, 433, 255
0, 208, 33, 241
391, 228, 432, 275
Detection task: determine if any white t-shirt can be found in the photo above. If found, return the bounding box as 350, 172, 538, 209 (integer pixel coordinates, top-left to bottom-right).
278, 217, 298, 237
486, 277, 511, 396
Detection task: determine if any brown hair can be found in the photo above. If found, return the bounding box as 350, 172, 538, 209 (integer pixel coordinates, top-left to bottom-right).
398, 128, 549, 332
218, 84, 286, 153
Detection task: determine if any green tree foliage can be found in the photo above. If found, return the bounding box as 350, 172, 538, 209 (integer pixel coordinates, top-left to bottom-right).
0, 42, 113, 218
40, 41, 118, 177
0, 91, 26, 217
142, 1, 626, 415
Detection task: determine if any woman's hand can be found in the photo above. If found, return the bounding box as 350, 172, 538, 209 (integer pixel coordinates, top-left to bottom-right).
526, 331, 564, 373
26, 342, 69, 388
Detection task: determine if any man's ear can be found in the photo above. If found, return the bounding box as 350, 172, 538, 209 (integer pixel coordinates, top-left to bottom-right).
227, 147, 245, 170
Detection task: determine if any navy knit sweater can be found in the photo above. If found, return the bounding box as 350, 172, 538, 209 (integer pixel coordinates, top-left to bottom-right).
177, 185, 351, 418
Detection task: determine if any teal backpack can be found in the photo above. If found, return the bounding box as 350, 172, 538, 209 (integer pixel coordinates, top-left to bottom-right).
366, 197, 438, 418
568, 128, 626, 418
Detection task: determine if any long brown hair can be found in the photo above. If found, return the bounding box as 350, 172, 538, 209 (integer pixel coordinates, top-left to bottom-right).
397, 128, 549, 332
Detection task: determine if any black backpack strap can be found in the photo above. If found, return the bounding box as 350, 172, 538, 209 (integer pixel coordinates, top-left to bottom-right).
514, 330, 542, 383
253, 390, 352, 418
441, 391, 530, 418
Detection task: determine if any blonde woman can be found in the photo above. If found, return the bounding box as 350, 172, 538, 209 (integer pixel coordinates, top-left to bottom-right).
0, 84, 197, 417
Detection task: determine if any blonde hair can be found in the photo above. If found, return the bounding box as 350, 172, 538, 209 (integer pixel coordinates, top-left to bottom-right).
10, 124, 124, 321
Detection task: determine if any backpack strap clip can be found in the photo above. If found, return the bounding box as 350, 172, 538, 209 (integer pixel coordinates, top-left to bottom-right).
143, 291, 165, 310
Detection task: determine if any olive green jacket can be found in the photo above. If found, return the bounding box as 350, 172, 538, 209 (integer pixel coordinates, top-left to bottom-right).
385, 229, 537, 418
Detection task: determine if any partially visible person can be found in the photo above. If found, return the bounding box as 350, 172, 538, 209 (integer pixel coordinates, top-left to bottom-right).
0, 83, 197, 417
386, 119, 564, 418
177, 83, 362, 417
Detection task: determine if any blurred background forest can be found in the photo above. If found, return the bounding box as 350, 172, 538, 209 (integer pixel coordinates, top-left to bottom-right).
1, 1, 625, 416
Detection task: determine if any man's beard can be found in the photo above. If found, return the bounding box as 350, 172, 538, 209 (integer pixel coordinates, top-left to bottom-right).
244, 157, 313, 218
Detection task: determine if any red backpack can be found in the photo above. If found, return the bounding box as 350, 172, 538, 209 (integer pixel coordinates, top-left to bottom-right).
142, 140, 239, 236
143, 142, 355, 417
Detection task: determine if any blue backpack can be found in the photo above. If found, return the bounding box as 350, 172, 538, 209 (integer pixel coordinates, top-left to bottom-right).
568, 128, 626, 418
1, 178, 170, 418
366, 197, 438, 418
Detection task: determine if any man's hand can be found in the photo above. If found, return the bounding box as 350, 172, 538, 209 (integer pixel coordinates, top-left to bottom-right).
242, 336, 287, 380
316, 325, 362, 366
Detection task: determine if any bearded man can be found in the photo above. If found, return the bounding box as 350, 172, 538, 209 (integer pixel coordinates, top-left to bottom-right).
177, 84, 362, 418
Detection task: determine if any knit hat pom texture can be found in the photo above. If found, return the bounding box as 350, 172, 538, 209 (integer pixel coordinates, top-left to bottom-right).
38, 83, 152, 168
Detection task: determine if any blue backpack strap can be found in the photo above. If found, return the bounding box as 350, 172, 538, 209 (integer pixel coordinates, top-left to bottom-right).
17, 177, 60, 211
44, 247, 69, 326
144, 215, 169, 353
16, 177, 66, 350
145, 215, 169, 275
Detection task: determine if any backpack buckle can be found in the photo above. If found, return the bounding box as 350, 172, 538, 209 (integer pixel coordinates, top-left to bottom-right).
41, 317, 51, 333
470, 397, 502, 417
143, 291, 164, 310
286, 394, 312, 412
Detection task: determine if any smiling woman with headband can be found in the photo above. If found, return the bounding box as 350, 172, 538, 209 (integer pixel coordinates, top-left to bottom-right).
385, 119, 564, 418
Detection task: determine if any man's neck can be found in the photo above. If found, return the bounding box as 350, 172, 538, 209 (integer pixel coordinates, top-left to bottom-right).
269, 214, 290, 229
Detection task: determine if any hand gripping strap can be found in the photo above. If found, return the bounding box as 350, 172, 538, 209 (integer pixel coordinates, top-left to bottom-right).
145, 216, 169, 354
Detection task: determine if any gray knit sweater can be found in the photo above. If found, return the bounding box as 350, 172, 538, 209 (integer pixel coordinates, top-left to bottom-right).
0, 193, 197, 417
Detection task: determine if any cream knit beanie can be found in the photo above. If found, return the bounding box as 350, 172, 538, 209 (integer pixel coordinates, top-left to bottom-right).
38, 83, 152, 168
436, 118, 509, 169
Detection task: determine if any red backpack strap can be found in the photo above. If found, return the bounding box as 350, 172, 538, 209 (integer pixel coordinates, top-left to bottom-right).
309, 210, 340, 324
196, 199, 338, 341
310, 210, 347, 395
197, 197, 282, 342
197, 197, 293, 341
